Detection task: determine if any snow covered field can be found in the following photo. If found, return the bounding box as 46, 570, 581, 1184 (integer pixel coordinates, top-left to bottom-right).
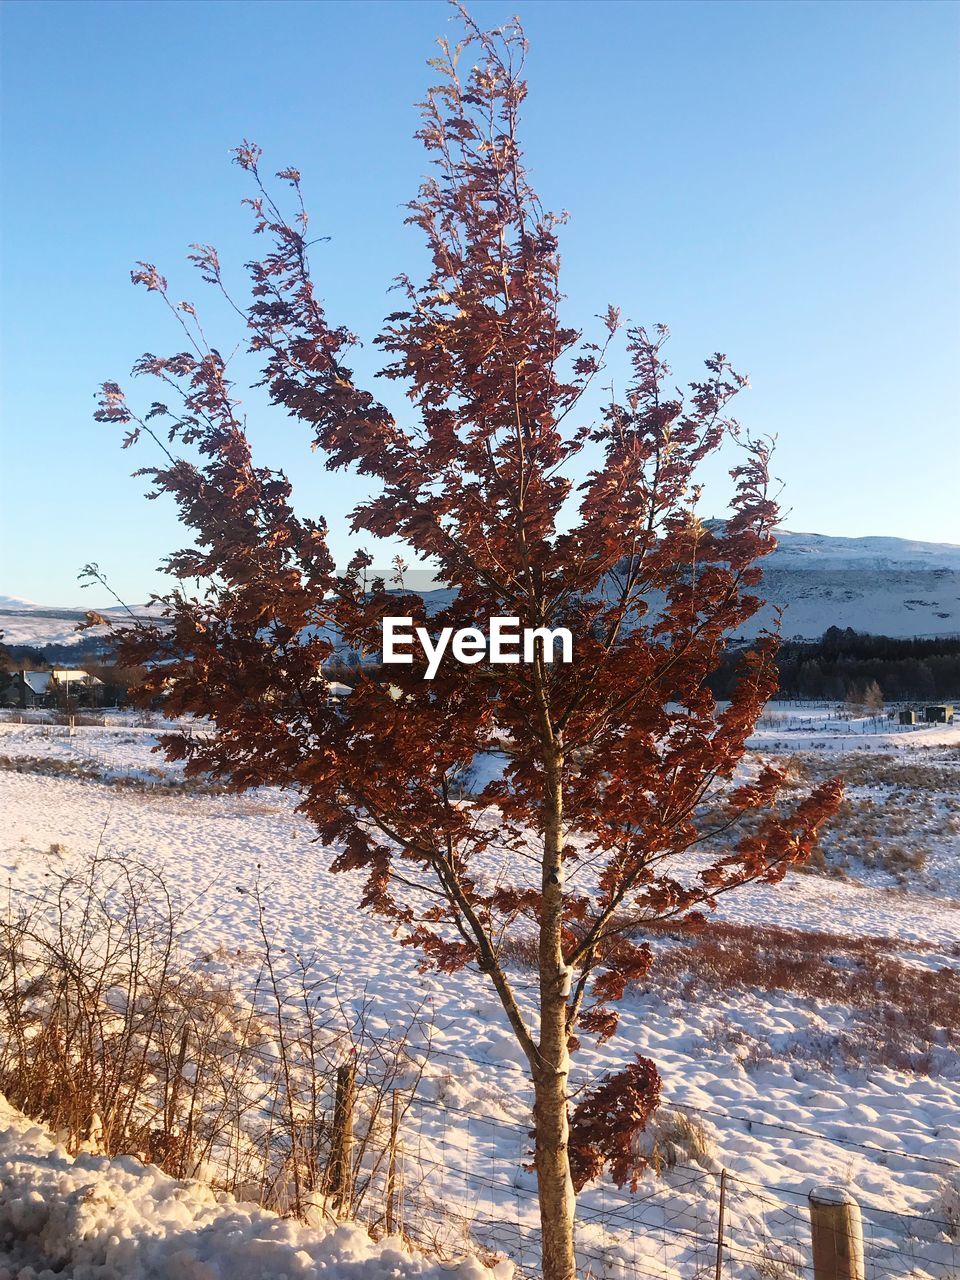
1, 708, 959, 1278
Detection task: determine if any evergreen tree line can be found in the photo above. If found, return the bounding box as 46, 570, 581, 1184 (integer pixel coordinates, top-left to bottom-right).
710, 627, 960, 702
2, 637, 110, 667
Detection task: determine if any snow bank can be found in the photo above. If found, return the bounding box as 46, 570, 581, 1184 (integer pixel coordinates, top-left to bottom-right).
0, 1095, 505, 1280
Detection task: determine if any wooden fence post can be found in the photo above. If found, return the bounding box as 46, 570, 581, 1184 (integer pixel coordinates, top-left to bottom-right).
714, 1168, 727, 1280
809, 1187, 865, 1280
385, 1089, 400, 1236
167, 1026, 191, 1133
327, 1061, 357, 1215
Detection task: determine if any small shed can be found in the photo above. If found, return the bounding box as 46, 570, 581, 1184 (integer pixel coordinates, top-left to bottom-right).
899, 709, 917, 726
923, 704, 955, 724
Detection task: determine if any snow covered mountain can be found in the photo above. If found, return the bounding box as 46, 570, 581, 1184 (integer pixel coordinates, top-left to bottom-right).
3, 530, 959, 650
760, 530, 960, 573
739, 530, 960, 640
0, 598, 162, 651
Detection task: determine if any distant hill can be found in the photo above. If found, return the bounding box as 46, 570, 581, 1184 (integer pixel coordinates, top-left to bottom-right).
3, 530, 960, 651
738, 530, 960, 640
760, 530, 960, 573
0, 599, 163, 655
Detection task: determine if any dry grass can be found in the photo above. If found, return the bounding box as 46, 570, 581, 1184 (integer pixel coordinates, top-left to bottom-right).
803, 795, 935, 882
502, 909, 958, 1073
797, 752, 960, 793
0, 752, 232, 794
935, 1170, 960, 1239
777, 752, 960, 884
641, 1108, 717, 1172
0, 856, 429, 1224
748, 1240, 805, 1280
633, 917, 958, 1073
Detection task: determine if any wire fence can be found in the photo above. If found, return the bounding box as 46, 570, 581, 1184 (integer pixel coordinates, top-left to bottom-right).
0, 708, 191, 729
39, 988, 944, 1280
344, 1086, 959, 1280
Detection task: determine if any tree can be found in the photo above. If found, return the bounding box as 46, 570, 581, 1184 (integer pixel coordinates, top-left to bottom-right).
844, 684, 866, 715
83, 661, 147, 708
92, 14, 841, 1278
863, 679, 884, 715
0, 634, 14, 709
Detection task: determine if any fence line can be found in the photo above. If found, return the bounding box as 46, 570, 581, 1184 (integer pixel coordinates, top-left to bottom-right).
382, 1092, 959, 1280
6, 871, 956, 1180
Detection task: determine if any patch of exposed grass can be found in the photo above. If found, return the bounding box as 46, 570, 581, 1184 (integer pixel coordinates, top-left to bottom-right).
775, 753, 960, 884
0, 753, 231, 795
798, 752, 960, 793
632, 917, 958, 1072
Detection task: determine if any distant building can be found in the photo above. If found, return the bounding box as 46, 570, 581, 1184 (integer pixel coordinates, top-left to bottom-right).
923, 704, 955, 724
899, 709, 917, 725
50, 668, 100, 690
1, 668, 103, 709
3, 670, 52, 708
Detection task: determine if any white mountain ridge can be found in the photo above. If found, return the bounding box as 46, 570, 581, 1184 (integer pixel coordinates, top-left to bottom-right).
2, 530, 959, 648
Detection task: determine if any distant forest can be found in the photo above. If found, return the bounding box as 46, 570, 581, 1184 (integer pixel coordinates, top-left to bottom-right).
711, 627, 960, 702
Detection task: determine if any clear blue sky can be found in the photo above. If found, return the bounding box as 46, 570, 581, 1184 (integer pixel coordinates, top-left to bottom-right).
2, 0, 958, 606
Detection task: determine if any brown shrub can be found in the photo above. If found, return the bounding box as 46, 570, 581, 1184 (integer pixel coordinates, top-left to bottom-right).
631, 917, 958, 1069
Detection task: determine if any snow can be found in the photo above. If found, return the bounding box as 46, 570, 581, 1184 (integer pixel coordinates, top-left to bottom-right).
764, 530, 960, 572
0, 1094, 503, 1280
381, 537, 960, 640
742, 567, 960, 639
0, 596, 41, 610
746, 704, 959, 753
51, 667, 100, 685
0, 710, 959, 1275
0, 601, 164, 649
5, 529, 960, 650
809, 1185, 858, 1206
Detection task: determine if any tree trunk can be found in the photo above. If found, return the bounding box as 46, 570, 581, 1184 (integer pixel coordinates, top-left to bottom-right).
534, 1055, 576, 1280
535, 738, 577, 1280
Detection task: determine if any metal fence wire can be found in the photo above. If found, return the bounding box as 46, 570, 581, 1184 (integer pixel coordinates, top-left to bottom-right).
346, 1092, 960, 1280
